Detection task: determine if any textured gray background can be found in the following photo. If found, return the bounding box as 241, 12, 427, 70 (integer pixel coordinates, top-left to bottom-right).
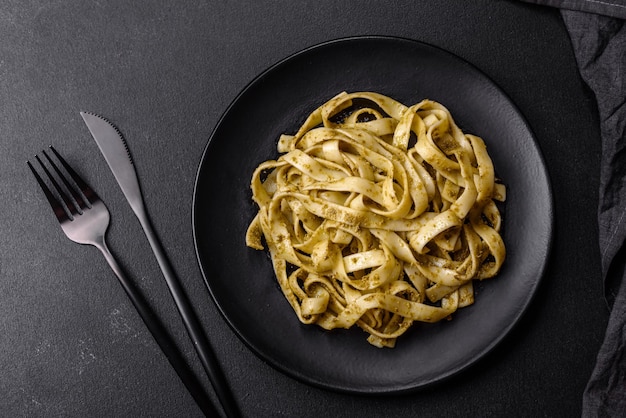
0, 0, 607, 416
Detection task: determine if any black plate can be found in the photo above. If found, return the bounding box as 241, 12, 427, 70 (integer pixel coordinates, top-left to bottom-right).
193, 36, 553, 393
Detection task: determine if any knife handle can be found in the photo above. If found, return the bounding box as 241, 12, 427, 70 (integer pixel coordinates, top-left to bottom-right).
135, 211, 240, 418
94, 239, 220, 417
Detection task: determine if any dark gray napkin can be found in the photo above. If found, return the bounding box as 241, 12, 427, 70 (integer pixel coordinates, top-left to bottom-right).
522, 0, 626, 19
562, 11, 626, 417
520, 1, 626, 416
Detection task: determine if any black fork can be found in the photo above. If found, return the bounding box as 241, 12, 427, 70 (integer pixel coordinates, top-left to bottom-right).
28, 146, 219, 417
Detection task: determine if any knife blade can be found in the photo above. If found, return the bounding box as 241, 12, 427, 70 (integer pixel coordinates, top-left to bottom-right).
80, 112, 240, 418
80, 112, 144, 213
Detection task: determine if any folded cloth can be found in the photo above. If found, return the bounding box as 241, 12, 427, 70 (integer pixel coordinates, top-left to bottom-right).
522, 0, 626, 19
561, 11, 626, 416
520, 1, 626, 415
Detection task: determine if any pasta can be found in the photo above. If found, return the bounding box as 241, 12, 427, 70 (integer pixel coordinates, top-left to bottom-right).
246, 91, 506, 348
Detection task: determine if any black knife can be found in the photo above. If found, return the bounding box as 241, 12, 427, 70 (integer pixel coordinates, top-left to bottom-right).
81, 112, 239, 418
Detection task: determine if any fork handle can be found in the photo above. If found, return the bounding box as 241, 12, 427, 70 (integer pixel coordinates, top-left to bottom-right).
93, 239, 220, 418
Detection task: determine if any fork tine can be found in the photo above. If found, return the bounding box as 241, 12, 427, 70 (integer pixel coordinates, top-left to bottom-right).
43, 148, 88, 210
35, 154, 79, 217
27, 160, 71, 223
48, 146, 100, 205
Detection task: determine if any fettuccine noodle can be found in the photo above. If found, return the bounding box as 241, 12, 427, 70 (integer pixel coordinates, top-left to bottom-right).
246, 92, 506, 348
